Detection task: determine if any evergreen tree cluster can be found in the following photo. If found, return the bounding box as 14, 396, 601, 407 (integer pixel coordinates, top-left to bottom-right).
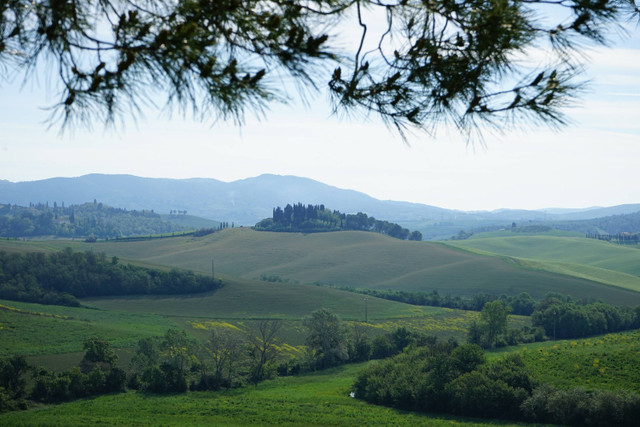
254, 203, 422, 241
0, 202, 187, 239
0, 248, 222, 306
585, 232, 640, 245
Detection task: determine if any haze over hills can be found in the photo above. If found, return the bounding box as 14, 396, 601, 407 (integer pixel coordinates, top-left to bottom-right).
1, 173, 639, 239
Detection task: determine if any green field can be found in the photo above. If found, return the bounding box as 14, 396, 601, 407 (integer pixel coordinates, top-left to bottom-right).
490, 330, 640, 393
4, 228, 638, 305
446, 234, 640, 293
1, 285, 489, 367
0, 299, 179, 358
0, 363, 522, 426
1, 231, 638, 425
82, 275, 431, 320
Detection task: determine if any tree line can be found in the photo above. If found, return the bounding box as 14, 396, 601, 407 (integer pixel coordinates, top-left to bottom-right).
0, 248, 221, 306
316, 283, 640, 343
464, 296, 640, 352
586, 232, 640, 245
254, 203, 422, 241
1, 337, 126, 412
319, 283, 640, 349
0, 202, 187, 239
320, 286, 539, 315
531, 294, 640, 340
4, 303, 639, 421
554, 210, 640, 236
0, 308, 427, 413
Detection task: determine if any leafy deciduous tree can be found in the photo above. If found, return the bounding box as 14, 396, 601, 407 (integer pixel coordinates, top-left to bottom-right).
304, 308, 348, 369
248, 319, 282, 383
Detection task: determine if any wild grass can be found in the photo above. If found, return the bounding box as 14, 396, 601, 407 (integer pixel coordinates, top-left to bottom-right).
489, 330, 640, 392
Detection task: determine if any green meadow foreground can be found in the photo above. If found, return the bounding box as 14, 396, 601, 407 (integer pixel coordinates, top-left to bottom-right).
5, 331, 640, 426
0, 363, 514, 426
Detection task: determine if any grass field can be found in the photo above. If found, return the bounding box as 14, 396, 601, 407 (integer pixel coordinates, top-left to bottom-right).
0, 363, 524, 426
2, 290, 495, 371
81, 276, 433, 320
446, 234, 640, 292
5, 228, 638, 305
489, 330, 640, 393
3, 227, 639, 425
0, 299, 179, 358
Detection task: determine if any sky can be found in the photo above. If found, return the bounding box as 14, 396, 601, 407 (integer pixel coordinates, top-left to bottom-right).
1, 15, 639, 212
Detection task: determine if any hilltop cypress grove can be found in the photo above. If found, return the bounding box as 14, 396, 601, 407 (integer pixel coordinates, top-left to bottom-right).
254, 203, 422, 241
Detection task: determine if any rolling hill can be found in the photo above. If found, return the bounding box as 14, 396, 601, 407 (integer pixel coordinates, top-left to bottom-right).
7, 228, 639, 306
0, 173, 452, 227
447, 234, 640, 276
3, 173, 639, 239
445, 233, 640, 292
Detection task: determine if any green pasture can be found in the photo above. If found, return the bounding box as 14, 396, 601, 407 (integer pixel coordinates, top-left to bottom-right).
490, 330, 640, 392
0, 363, 522, 426
512, 258, 640, 293
2, 288, 491, 371
81, 276, 444, 320
0, 299, 178, 358
447, 234, 640, 289
11, 228, 639, 304
82, 279, 494, 345
171, 308, 489, 348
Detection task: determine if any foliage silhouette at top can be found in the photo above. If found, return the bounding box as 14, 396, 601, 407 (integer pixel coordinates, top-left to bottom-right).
2, 0, 638, 138
254, 203, 422, 240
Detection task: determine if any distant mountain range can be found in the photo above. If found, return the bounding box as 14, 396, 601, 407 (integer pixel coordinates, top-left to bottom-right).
1, 174, 639, 239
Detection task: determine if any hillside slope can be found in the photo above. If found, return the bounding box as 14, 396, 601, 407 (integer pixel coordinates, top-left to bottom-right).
446, 234, 640, 292
447, 234, 640, 275
19, 228, 640, 306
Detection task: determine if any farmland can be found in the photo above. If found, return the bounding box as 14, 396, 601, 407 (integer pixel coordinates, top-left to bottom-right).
0, 299, 179, 358
2, 228, 640, 425
446, 234, 640, 292
4, 228, 639, 305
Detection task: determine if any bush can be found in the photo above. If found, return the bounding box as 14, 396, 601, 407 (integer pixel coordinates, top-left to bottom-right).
521, 384, 640, 426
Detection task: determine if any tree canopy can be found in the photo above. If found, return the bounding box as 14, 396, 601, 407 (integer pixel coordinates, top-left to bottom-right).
1, 0, 638, 137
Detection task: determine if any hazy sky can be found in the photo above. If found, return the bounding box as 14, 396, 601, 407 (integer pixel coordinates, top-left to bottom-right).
1, 23, 639, 212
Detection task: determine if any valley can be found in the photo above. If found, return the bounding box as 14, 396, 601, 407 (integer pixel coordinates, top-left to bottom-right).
2, 191, 640, 425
